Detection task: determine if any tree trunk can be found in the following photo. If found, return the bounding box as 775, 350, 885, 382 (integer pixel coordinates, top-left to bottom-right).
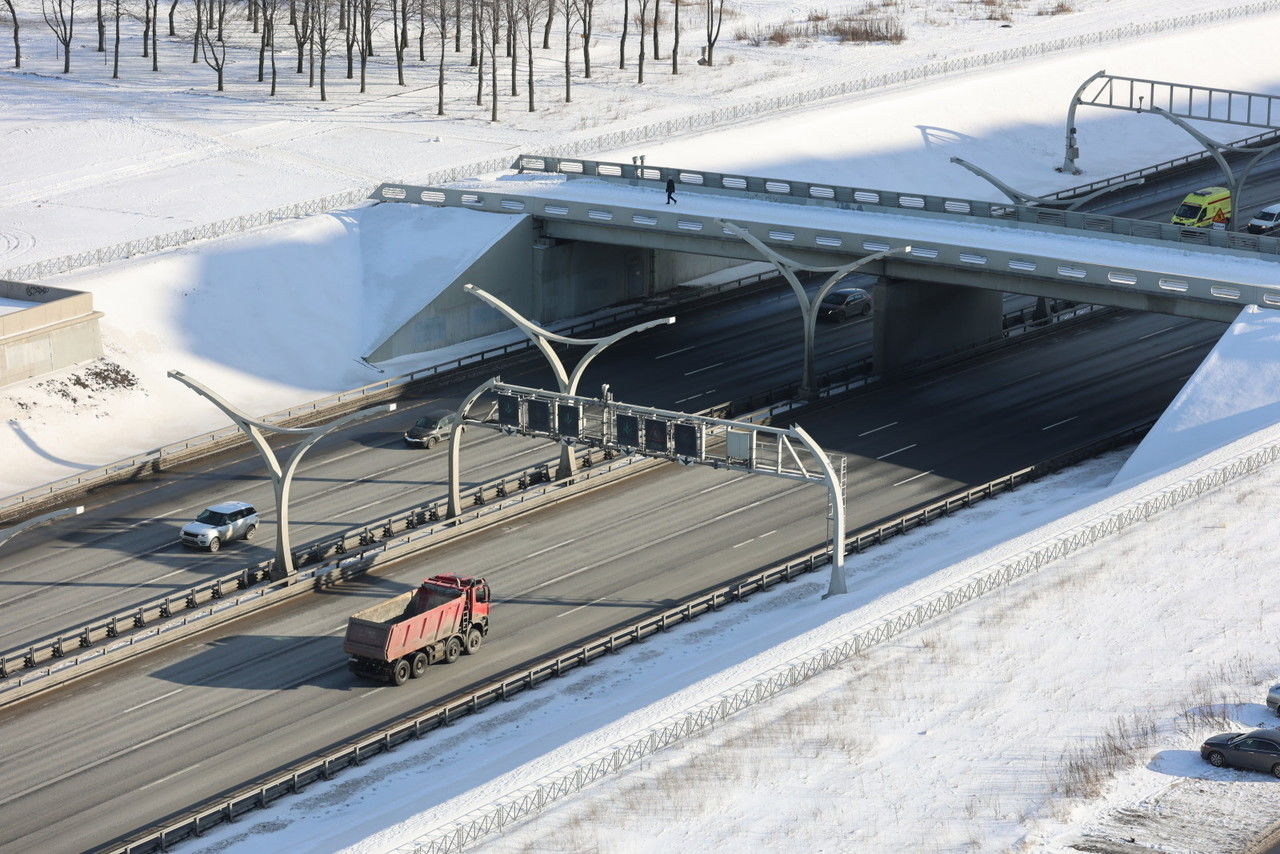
142, 0, 150, 55
541, 0, 551, 48
489, 1, 496, 121
671, 0, 677, 73
112, 0, 120, 75
508, 4, 515, 95
454, 0, 460, 51
4, 0, 19, 68
437, 12, 445, 114
151, 0, 158, 68
525, 20, 532, 110
561, 1, 569, 101
417, 0, 424, 61
652, 0, 658, 60
468, 0, 476, 65
619, 0, 626, 68
475, 13, 483, 104
271, 19, 279, 93
192, 0, 200, 62
637, 6, 645, 82
169, 0, 178, 35
309, 18, 315, 85
319, 39, 326, 99
96, 0, 104, 51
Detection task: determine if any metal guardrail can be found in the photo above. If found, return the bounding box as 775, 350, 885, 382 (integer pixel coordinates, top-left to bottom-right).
504, 153, 1280, 259
0, 267, 779, 523
103, 417, 1159, 854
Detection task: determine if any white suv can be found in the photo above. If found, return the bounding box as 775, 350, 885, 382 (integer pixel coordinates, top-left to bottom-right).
180, 501, 259, 552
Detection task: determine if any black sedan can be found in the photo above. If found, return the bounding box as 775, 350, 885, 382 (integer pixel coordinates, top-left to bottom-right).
817, 287, 873, 322
1200, 728, 1280, 778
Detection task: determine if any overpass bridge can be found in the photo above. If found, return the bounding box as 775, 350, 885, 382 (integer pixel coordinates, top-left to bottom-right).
373, 154, 1280, 368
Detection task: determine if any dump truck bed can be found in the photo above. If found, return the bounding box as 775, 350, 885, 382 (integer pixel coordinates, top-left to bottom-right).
343, 583, 467, 662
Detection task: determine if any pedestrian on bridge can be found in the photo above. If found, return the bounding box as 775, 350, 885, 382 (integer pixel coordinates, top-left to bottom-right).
665, 177, 677, 205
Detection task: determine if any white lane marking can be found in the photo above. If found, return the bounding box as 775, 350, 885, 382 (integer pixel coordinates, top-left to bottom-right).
732, 539, 753, 549
697, 474, 749, 495
359, 687, 388, 699
656, 344, 696, 360
1158, 343, 1200, 360
515, 484, 809, 598
555, 596, 609, 619
759, 530, 776, 538
122, 687, 184, 714
1041, 416, 1079, 431
733, 528, 777, 549
876, 443, 916, 460
504, 523, 529, 533
1138, 325, 1177, 341
684, 361, 724, 376
893, 470, 933, 487
858, 421, 898, 437
525, 538, 579, 560
140, 760, 205, 791
674, 393, 703, 405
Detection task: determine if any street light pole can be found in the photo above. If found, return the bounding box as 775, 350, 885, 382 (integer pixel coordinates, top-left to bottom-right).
463, 283, 675, 481
719, 220, 910, 398
0, 505, 84, 551
168, 371, 395, 580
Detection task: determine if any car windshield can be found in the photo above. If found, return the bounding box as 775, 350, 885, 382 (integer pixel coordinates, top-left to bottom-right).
414, 416, 441, 429
822, 292, 851, 305
1257, 211, 1278, 222
1174, 203, 1204, 220
196, 510, 229, 525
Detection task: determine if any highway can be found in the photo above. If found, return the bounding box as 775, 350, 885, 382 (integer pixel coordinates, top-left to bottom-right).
0, 149, 1267, 851
0, 306, 1225, 852
0, 279, 956, 652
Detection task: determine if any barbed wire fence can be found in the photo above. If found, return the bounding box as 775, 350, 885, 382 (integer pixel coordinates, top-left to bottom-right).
395, 430, 1280, 854
6, 0, 1279, 286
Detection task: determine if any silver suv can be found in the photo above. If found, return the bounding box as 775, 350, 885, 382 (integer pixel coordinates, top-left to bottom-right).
180, 501, 259, 552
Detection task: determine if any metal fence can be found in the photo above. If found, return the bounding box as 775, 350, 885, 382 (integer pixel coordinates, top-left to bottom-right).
396, 422, 1280, 853
105, 418, 1156, 854
7, 2, 1273, 291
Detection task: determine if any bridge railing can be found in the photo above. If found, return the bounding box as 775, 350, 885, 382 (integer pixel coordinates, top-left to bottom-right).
377, 183, 1280, 314
506, 154, 1280, 259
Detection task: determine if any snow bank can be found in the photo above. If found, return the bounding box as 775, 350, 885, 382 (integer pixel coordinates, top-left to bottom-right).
0, 204, 520, 496
1114, 304, 1280, 485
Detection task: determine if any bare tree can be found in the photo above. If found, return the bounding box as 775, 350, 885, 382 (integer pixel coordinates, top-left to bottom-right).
344, 0, 356, 75
291, 0, 311, 71
515, 0, 544, 110
95, 0, 103, 50
197, 0, 227, 88
506, 0, 514, 94
427, 0, 446, 112
168, 0, 178, 34
150, 0, 157, 66
416, 0, 423, 60
389, 0, 405, 84
635, 0, 648, 83
650, 0, 657, 59
573, 0, 590, 77
190, 0, 200, 61
42, 0, 74, 73
473, 0, 483, 103
313, 0, 336, 98
354, 0, 372, 91
540, 0, 549, 47
488, 0, 496, 120
559, 0, 569, 100
2, 0, 19, 67
110, 0, 120, 74
264, 0, 279, 91
617, 0, 624, 68
670, 0, 677, 72
702, 0, 720, 65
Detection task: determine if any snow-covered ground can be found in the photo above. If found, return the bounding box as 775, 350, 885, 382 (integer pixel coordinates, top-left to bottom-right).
7, 2, 1280, 499
183, 341, 1280, 852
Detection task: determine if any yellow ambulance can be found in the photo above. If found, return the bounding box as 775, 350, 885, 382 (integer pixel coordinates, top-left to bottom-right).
1171, 187, 1232, 228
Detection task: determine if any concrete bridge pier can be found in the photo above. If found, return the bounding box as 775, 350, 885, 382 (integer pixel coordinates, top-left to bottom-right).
872, 278, 1005, 375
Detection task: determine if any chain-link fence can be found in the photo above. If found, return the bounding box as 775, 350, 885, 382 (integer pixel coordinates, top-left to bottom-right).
7, 1, 1277, 286
396, 428, 1280, 854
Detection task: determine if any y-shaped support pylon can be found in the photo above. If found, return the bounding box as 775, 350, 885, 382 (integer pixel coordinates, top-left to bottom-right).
168, 371, 395, 580
450, 285, 675, 515
1142, 106, 1280, 230
949, 157, 1143, 210
719, 220, 910, 398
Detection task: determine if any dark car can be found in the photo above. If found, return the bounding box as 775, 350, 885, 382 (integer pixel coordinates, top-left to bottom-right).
403, 408, 462, 449
1267, 684, 1280, 717
818, 287, 872, 322
1200, 728, 1280, 778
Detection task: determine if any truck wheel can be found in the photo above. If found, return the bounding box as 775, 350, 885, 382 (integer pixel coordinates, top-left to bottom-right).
410, 652, 429, 678
464, 628, 484, 655
390, 659, 411, 686
444, 636, 463, 664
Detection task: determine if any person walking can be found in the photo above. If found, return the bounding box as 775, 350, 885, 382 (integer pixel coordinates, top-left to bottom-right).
665, 177, 677, 205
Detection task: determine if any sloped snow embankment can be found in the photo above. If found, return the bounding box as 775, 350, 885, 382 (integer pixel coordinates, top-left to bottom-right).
0, 204, 521, 497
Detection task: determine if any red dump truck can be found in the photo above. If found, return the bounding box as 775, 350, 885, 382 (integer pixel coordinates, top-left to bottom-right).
344, 574, 491, 685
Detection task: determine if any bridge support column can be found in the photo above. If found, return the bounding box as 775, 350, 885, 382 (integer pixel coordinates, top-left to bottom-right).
873, 279, 1004, 375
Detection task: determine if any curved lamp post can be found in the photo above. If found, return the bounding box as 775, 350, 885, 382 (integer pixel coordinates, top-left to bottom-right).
0, 505, 83, 551
462, 283, 675, 482
168, 370, 395, 580
949, 156, 1143, 210
719, 220, 910, 398
1142, 106, 1280, 230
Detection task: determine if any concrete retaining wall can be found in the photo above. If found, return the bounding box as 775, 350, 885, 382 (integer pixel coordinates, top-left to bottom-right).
0, 281, 103, 387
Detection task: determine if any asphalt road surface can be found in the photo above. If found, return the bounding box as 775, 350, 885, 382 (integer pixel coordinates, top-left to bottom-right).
0, 307, 1225, 853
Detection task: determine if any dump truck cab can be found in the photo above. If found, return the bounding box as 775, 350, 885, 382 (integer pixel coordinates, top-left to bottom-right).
1171, 186, 1232, 228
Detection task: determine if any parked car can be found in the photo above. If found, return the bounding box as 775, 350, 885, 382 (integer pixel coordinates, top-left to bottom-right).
818, 287, 873, 322
1267, 684, 1280, 717
180, 501, 259, 552
1200, 728, 1280, 778
404, 408, 463, 449
1246, 203, 1280, 234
